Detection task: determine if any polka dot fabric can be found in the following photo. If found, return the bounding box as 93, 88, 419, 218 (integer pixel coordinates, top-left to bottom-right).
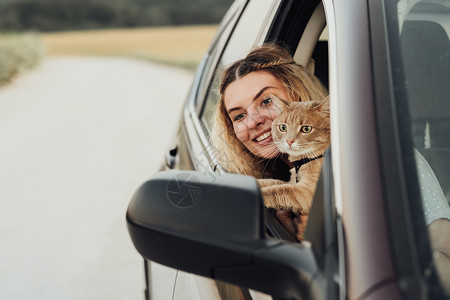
415, 149, 450, 225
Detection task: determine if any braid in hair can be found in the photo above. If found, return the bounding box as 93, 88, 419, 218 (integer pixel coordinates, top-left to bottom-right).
254, 59, 296, 70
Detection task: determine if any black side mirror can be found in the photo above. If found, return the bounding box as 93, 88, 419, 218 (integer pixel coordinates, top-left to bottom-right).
126, 170, 325, 299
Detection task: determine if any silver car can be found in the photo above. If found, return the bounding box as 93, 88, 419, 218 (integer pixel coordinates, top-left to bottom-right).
127, 0, 450, 299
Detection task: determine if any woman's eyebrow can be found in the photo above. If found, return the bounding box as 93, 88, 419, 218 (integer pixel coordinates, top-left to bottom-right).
253, 86, 275, 101
227, 86, 276, 115
227, 106, 241, 115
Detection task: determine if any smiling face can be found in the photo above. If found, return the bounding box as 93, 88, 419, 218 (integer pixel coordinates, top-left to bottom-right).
223, 71, 293, 159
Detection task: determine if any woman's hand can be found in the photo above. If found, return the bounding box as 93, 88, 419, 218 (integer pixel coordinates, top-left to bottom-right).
428, 218, 450, 294
275, 210, 308, 242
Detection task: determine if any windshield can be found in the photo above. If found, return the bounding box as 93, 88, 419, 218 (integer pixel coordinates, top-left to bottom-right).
386, 0, 450, 296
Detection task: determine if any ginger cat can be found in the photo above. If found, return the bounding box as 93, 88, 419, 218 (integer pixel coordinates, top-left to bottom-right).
258, 95, 330, 216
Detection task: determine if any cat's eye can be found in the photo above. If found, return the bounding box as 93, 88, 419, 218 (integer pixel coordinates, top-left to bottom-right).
279, 124, 287, 132
301, 126, 312, 133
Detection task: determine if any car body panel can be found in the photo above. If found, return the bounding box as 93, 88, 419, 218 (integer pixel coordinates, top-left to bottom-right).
173, 271, 221, 300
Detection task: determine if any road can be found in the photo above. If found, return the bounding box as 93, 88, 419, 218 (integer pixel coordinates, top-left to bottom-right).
0, 56, 194, 299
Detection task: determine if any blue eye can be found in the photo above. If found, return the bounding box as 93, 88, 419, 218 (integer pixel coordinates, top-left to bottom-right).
233, 113, 245, 121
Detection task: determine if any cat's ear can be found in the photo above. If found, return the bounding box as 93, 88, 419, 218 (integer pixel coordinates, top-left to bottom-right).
316, 96, 330, 113
270, 94, 290, 111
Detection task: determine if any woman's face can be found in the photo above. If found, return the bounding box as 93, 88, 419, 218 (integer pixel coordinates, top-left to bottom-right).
223, 70, 292, 159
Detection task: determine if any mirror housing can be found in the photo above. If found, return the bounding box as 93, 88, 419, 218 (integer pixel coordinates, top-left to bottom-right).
127, 170, 324, 299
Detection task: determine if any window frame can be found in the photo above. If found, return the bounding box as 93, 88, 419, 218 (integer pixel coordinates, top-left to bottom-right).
368, 0, 445, 298
196, 0, 283, 134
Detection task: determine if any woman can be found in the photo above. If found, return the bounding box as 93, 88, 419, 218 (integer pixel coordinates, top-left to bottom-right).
211, 43, 328, 241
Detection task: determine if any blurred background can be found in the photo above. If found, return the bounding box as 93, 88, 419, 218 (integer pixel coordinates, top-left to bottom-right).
0, 0, 232, 299
0, 0, 234, 84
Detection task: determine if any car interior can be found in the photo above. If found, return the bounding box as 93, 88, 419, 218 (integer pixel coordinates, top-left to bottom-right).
293, 2, 328, 89
401, 13, 450, 204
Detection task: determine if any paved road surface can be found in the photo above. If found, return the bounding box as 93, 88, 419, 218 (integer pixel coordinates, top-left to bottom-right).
0, 57, 194, 299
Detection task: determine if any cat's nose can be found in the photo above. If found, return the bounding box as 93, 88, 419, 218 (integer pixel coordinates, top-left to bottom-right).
286, 139, 294, 147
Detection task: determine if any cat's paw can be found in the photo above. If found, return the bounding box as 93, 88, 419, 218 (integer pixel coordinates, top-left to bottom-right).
294, 213, 309, 242
257, 178, 285, 188
285, 198, 312, 215
272, 210, 308, 242
260, 182, 313, 215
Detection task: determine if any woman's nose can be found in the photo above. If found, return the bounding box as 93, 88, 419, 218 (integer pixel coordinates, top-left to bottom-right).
246, 111, 264, 129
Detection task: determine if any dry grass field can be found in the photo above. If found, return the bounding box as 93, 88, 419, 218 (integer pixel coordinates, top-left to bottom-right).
41, 25, 217, 69
0, 32, 44, 86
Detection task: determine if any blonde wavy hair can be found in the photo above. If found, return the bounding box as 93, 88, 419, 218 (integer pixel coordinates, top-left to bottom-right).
211, 43, 328, 179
